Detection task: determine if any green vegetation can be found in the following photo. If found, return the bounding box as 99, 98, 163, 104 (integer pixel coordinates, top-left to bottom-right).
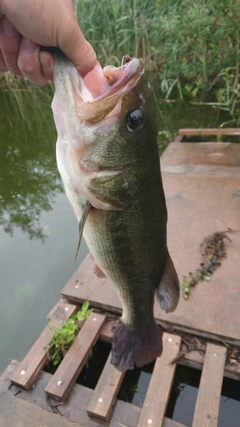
76, 1, 239, 83
1, 1, 240, 124
182, 230, 236, 300
47, 301, 93, 367
76, 0, 240, 124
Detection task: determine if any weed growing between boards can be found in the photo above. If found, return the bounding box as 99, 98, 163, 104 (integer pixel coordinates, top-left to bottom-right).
46, 301, 93, 369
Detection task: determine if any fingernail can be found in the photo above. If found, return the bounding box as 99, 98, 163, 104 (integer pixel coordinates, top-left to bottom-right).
1, 17, 16, 37
21, 38, 37, 55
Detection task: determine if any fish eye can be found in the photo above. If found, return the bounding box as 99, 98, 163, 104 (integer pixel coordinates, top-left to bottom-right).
126, 109, 144, 132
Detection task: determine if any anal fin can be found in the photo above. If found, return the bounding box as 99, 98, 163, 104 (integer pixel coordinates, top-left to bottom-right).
156, 250, 180, 313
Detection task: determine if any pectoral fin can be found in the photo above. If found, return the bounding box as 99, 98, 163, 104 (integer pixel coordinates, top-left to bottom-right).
75, 201, 91, 261
156, 251, 180, 313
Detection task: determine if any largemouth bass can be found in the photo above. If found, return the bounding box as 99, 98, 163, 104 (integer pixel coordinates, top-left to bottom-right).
52, 52, 179, 371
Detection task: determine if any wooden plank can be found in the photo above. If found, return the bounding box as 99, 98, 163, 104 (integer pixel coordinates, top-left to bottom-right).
160, 141, 240, 168
0, 392, 82, 427
61, 143, 240, 347
61, 142, 240, 352
45, 312, 106, 401
61, 253, 122, 313
192, 343, 227, 427
1, 360, 188, 427
174, 135, 184, 142
10, 301, 77, 390
98, 322, 240, 381
178, 128, 240, 136
137, 333, 181, 427
87, 352, 125, 421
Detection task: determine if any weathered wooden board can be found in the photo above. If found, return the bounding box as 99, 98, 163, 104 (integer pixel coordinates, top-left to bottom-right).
10, 301, 77, 390
178, 128, 240, 136
87, 351, 125, 421
161, 141, 240, 167
137, 333, 181, 427
192, 343, 227, 427
0, 392, 81, 427
61, 142, 240, 346
159, 142, 240, 343
45, 312, 106, 401
0, 360, 188, 427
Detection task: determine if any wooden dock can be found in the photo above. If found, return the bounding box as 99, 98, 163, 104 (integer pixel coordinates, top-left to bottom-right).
1, 129, 240, 427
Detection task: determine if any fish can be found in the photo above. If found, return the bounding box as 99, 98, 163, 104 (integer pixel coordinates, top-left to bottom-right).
52, 51, 180, 371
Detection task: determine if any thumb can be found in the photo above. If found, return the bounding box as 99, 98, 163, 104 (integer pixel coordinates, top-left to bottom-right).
58, 16, 97, 77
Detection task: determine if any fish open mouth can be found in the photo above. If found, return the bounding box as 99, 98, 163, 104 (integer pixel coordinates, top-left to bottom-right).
72, 56, 144, 124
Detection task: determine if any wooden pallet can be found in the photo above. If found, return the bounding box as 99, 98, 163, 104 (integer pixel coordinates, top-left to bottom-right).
1, 129, 240, 427
1, 306, 231, 427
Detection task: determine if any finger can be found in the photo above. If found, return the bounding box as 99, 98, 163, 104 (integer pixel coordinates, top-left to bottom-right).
58, 15, 97, 77
39, 50, 54, 81
17, 37, 49, 85
0, 16, 22, 75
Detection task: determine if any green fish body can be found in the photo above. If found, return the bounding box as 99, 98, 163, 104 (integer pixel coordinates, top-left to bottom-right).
52, 53, 179, 371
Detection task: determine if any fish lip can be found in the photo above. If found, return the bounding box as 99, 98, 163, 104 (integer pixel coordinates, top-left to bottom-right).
94, 58, 144, 101
73, 58, 144, 124
80, 57, 144, 101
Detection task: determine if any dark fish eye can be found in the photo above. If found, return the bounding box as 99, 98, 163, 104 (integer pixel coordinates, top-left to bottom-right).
126, 109, 144, 132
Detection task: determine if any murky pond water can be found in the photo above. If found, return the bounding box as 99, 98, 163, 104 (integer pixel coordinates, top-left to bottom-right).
0, 81, 239, 425
0, 84, 88, 372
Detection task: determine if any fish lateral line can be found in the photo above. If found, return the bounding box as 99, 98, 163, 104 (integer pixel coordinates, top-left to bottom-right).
75, 201, 91, 261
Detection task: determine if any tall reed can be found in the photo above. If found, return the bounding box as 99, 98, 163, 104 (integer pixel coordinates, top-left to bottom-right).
75, 0, 239, 89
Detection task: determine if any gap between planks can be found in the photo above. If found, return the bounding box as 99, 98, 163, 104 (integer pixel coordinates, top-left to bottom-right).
1, 360, 188, 427
9, 306, 240, 395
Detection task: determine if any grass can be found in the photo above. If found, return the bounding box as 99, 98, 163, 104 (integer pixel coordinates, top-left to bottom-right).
46, 301, 93, 367
1, 1, 240, 124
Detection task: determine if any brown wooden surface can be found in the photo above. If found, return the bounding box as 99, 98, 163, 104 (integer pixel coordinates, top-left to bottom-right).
10, 301, 77, 390
62, 142, 240, 346
0, 360, 188, 427
137, 333, 181, 427
0, 392, 81, 427
178, 128, 240, 136
45, 312, 106, 401
159, 142, 240, 343
161, 141, 240, 167
192, 343, 227, 427
87, 351, 125, 421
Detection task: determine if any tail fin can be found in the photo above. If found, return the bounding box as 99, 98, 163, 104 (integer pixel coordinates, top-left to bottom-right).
111, 320, 162, 371
156, 250, 180, 313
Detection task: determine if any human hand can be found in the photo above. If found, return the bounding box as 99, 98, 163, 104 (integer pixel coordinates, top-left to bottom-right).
0, 0, 96, 85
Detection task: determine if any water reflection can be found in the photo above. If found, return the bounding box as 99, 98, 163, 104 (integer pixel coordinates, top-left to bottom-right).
0, 82, 85, 373
0, 84, 63, 241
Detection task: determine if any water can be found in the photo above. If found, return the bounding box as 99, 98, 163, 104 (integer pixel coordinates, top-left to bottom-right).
0, 85, 88, 372
0, 82, 239, 424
